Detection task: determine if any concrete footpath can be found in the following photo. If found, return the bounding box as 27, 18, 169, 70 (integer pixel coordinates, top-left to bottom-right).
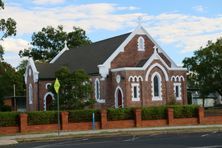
1, 124, 222, 146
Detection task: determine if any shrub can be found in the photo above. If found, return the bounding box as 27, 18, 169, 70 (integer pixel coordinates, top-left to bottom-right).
142, 106, 167, 120
28, 111, 57, 125
107, 108, 134, 121
0, 105, 12, 112
171, 105, 198, 118
69, 109, 100, 123
0, 112, 19, 127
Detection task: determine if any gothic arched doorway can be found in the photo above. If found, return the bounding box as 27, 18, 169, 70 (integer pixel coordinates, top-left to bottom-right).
115, 87, 124, 108
43, 92, 54, 111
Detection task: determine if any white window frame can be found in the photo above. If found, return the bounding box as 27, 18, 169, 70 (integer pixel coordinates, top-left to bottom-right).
29, 84, 33, 104
151, 72, 162, 101
94, 78, 105, 103
45, 83, 52, 89
137, 36, 145, 51
174, 83, 182, 100
131, 83, 140, 101
115, 86, 124, 108
43, 92, 54, 111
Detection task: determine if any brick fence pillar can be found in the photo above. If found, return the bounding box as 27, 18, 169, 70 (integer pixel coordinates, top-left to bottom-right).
198, 107, 204, 124
20, 113, 28, 133
101, 109, 107, 129
167, 108, 174, 125
61, 111, 69, 130
135, 108, 142, 127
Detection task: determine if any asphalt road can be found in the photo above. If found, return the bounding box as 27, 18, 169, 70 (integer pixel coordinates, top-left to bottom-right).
3, 132, 222, 148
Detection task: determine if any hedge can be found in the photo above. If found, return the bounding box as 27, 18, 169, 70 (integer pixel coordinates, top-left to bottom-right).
0, 112, 19, 127
142, 106, 167, 120
107, 108, 134, 121
69, 109, 100, 123
170, 105, 198, 118
28, 111, 57, 125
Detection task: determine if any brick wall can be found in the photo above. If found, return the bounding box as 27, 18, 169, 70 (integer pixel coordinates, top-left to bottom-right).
1, 107, 222, 135
26, 66, 38, 111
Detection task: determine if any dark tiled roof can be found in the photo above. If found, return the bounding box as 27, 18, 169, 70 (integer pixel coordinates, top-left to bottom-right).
36, 32, 131, 79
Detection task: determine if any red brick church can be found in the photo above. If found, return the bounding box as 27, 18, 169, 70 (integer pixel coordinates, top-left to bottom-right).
24, 24, 187, 111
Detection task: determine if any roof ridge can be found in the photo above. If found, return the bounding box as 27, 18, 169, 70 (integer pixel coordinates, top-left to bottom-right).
92, 32, 131, 44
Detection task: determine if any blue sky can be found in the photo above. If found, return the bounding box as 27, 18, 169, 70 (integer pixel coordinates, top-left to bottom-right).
0, 0, 222, 67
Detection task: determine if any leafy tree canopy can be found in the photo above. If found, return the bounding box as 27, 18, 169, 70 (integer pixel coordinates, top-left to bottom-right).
183, 38, 222, 98
50, 67, 95, 110
0, 0, 17, 61
0, 62, 25, 111
19, 25, 91, 62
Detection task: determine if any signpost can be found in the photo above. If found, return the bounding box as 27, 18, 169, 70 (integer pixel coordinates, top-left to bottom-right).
54, 78, 60, 136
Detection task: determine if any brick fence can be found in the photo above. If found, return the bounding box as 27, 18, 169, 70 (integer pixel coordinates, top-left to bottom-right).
0, 107, 222, 135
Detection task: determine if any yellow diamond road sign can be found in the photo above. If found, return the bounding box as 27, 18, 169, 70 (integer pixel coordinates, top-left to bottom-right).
54, 78, 60, 94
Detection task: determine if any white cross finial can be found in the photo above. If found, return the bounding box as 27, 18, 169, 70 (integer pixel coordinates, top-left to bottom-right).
64, 40, 69, 50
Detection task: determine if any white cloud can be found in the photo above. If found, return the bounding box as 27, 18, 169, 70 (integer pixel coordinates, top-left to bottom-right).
32, 0, 65, 5
0, 3, 142, 34
193, 5, 205, 12
0, 38, 30, 53
145, 13, 222, 53
1, 2, 222, 67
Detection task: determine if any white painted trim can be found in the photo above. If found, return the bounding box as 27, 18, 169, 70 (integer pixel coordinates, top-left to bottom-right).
128, 75, 143, 82
111, 47, 187, 73
94, 78, 105, 103
24, 58, 39, 84
99, 24, 176, 79
137, 36, 145, 51
43, 92, 55, 111
50, 40, 69, 63
174, 83, 182, 100
151, 72, 162, 101
114, 86, 124, 108
29, 84, 33, 104
111, 67, 187, 72
171, 75, 185, 82
45, 83, 52, 89
131, 83, 140, 101
145, 63, 169, 81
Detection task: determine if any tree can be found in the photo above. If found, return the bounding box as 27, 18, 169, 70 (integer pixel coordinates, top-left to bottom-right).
0, 0, 16, 61
183, 38, 222, 106
50, 67, 95, 110
0, 62, 25, 111
19, 25, 91, 62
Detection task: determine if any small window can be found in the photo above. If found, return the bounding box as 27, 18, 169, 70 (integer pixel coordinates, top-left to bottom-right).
28, 68, 32, 76
95, 78, 100, 100
29, 84, 33, 104
151, 72, 162, 101
154, 75, 159, 97
131, 83, 140, 101
133, 86, 138, 98
174, 83, 182, 100
137, 36, 145, 51
175, 86, 179, 97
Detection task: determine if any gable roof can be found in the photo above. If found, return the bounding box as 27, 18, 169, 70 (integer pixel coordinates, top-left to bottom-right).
36, 32, 131, 79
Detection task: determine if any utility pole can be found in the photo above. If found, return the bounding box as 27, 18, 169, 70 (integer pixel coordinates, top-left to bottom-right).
13, 84, 16, 111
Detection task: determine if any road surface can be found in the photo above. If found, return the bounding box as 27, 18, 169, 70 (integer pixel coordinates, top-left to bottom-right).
3, 132, 222, 148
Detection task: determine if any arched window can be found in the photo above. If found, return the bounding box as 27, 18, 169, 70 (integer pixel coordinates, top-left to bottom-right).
137, 36, 145, 51
43, 92, 54, 111
154, 75, 159, 97
29, 84, 33, 104
151, 72, 162, 101
95, 78, 100, 100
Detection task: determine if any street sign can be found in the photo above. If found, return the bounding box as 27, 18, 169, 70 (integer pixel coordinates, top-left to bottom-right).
54, 78, 60, 94
54, 78, 61, 136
